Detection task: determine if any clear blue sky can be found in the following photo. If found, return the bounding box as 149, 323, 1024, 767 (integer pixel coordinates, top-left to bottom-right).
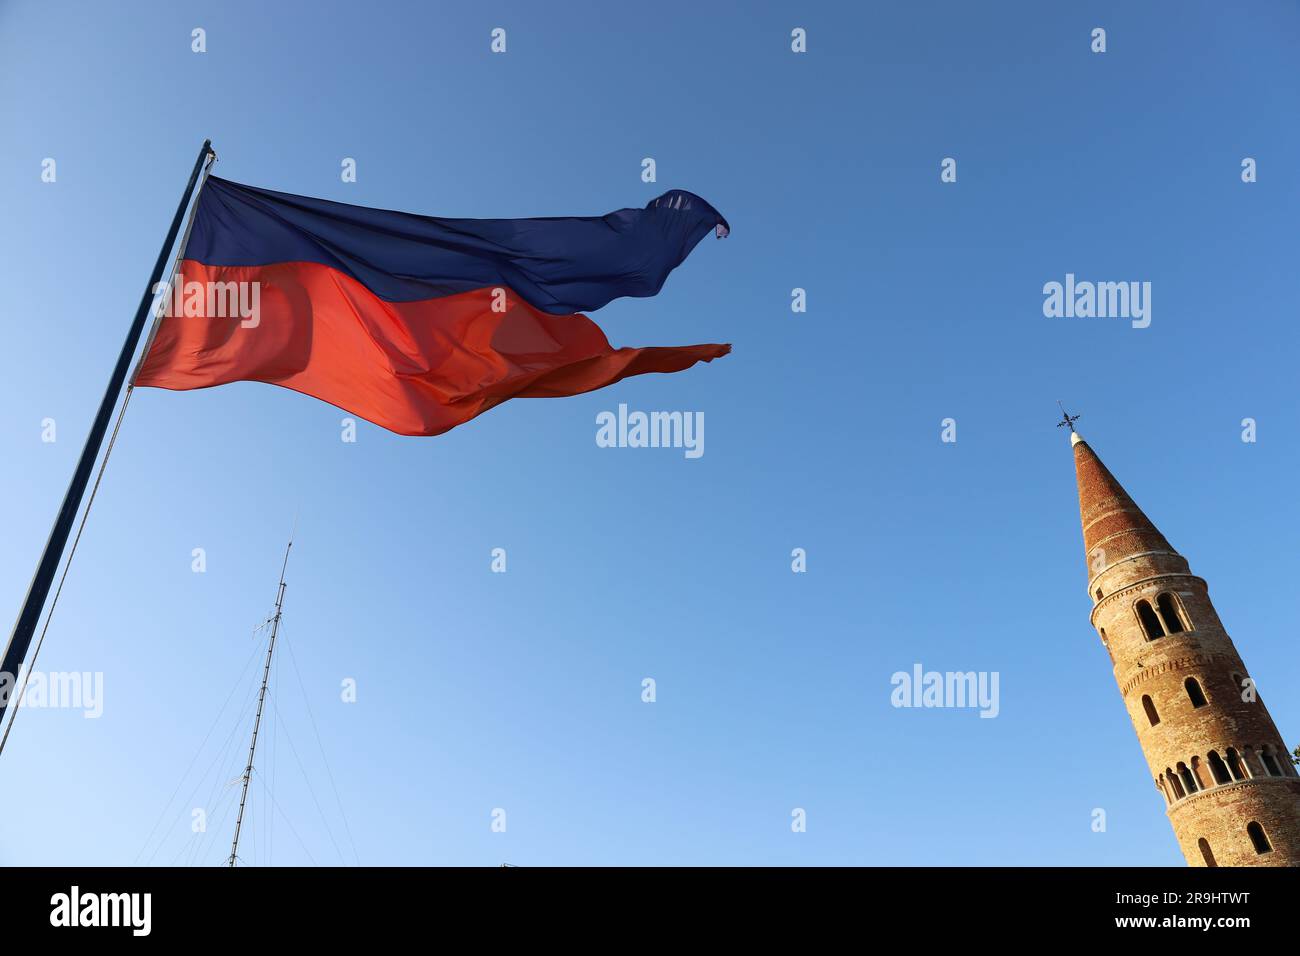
1, 0, 1297, 866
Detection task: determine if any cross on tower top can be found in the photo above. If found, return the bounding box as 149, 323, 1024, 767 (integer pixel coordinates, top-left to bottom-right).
1056, 401, 1081, 433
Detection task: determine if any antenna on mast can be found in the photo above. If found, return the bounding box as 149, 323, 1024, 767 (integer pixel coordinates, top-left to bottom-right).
227, 535, 293, 867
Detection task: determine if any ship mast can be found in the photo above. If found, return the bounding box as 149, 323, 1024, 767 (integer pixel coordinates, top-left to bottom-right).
227, 537, 292, 867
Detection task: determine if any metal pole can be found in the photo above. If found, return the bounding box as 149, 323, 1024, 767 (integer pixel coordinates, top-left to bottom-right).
228, 539, 292, 867
0, 139, 214, 728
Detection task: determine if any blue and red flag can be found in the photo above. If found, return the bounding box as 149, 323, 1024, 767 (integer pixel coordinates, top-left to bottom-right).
136, 177, 730, 435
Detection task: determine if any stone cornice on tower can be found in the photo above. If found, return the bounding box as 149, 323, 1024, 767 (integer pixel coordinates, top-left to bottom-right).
1167, 778, 1300, 817
1117, 650, 1234, 696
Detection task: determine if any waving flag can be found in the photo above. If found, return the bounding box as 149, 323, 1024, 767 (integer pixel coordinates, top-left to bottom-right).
135, 177, 730, 435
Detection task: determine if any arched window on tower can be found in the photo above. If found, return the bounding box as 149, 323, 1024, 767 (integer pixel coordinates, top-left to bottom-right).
1157, 593, 1187, 633
1142, 695, 1160, 726
1207, 750, 1231, 786
1246, 822, 1272, 855
1177, 762, 1199, 794
1184, 677, 1208, 708
1167, 767, 1185, 799
1225, 748, 1248, 781
1198, 838, 1217, 867
1260, 747, 1282, 777
1136, 600, 1164, 640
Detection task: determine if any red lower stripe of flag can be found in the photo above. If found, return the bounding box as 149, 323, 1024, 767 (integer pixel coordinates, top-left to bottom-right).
135, 261, 729, 436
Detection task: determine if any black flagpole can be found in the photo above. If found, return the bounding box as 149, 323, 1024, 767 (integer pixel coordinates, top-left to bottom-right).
0, 139, 214, 729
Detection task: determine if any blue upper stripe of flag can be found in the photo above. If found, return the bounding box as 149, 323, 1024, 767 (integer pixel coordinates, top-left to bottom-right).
186, 177, 729, 314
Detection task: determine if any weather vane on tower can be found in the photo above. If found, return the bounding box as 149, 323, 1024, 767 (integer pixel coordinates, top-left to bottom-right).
1056, 401, 1081, 433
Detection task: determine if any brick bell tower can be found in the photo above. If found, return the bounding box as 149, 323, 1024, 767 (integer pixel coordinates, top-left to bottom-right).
1069, 425, 1300, 866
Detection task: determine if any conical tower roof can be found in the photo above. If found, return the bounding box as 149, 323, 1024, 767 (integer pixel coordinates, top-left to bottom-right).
1070, 431, 1181, 586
